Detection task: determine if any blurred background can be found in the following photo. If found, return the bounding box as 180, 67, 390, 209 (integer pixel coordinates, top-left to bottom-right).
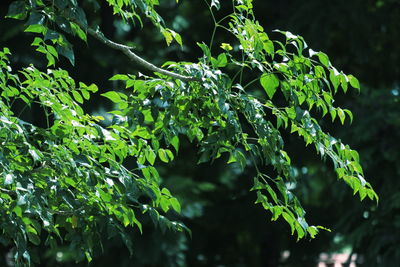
1, 0, 399, 266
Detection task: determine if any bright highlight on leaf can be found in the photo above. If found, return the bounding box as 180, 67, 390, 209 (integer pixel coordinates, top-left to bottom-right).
220, 42, 233, 51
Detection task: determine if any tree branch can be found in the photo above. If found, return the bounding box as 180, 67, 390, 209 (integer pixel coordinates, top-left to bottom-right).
50, 206, 85, 216
0, 187, 16, 196
85, 27, 200, 82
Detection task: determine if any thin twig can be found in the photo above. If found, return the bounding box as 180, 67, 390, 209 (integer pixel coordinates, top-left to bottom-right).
0, 187, 16, 196
50, 206, 85, 216
84, 27, 200, 82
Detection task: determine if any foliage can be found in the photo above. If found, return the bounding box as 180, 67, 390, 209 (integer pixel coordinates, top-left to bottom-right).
0, 0, 378, 266
335, 86, 400, 266
257, 1, 399, 265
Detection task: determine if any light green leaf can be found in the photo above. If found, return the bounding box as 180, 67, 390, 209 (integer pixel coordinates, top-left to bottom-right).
263, 40, 274, 56
109, 74, 129, 81
329, 69, 340, 92
260, 73, 279, 99
87, 84, 98, 93
158, 149, 169, 163
72, 91, 83, 104
307, 226, 318, 238
344, 109, 353, 123
160, 198, 170, 212
317, 52, 329, 67
81, 89, 90, 100
340, 73, 349, 93
212, 53, 228, 68
337, 108, 345, 124
145, 148, 156, 165
24, 24, 45, 33
348, 74, 360, 90
170, 136, 179, 153
101, 91, 124, 103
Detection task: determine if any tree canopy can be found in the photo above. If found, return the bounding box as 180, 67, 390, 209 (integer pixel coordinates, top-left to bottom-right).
0, 0, 386, 266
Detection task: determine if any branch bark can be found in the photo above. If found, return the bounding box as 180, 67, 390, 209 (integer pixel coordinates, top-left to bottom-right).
85, 27, 200, 82
0, 187, 16, 196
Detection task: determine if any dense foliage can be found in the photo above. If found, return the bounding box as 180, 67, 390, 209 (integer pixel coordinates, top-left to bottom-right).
0, 0, 384, 266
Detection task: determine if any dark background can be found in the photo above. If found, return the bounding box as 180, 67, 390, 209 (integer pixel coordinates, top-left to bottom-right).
1, 0, 399, 266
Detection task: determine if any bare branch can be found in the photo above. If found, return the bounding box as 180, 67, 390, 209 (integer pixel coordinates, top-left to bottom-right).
85, 27, 200, 82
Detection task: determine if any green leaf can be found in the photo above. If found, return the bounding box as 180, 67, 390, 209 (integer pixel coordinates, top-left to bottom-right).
340, 73, 349, 93
57, 44, 75, 65
109, 74, 129, 81
220, 43, 233, 51
158, 149, 169, 163
350, 161, 363, 174
145, 148, 156, 165
101, 91, 125, 103
260, 73, 279, 99
295, 222, 305, 240
307, 226, 318, 238
46, 45, 58, 58
263, 40, 274, 56
71, 22, 87, 42
227, 152, 237, 164
197, 42, 211, 60
282, 212, 295, 234
25, 24, 45, 34
317, 52, 329, 67
65, 6, 87, 28
170, 136, 179, 153
235, 150, 247, 170
55, 16, 71, 33
27, 231, 41, 245
348, 74, 360, 90
170, 198, 181, 213
337, 108, 345, 124
46, 53, 55, 67
87, 84, 98, 93
27, 12, 45, 25
172, 31, 183, 46
44, 30, 60, 41
85, 252, 92, 263
161, 29, 173, 46
81, 89, 90, 100
212, 53, 228, 68
160, 198, 170, 212
271, 206, 283, 221
344, 109, 353, 123
330, 109, 337, 122
72, 91, 83, 104
329, 69, 340, 92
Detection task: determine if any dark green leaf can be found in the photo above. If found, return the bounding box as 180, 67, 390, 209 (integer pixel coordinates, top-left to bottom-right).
27, 12, 45, 25
6, 1, 26, 19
